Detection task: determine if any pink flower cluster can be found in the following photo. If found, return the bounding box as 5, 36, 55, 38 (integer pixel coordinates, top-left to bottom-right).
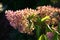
46, 32, 54, 40
37, 6, 60, 31
5, 6, 60, 34
37, 6, 60, 18
5, 8, 38, 34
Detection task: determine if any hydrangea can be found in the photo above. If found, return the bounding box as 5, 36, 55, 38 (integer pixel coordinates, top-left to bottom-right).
37, 6, 60, 30
46, 32, 54, 40
5, 8, 38, 34
5, 6, 60, 34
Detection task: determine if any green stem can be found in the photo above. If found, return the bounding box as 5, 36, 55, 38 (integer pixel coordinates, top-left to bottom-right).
35, 25, 41, 40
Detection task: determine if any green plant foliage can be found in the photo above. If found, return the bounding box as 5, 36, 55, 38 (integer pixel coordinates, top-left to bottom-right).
44, 35, 48, 40
35, 25, 41, 39
36, 0, 52, 6
38, 34, 45, 40
38, 34, 48, 40
41, 16, 50, 22
53, 32, 59, 40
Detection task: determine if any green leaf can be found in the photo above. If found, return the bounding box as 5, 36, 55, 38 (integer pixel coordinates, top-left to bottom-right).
35, 16, 41, 26
35, 25, 41, 39
44, 35, 48, 40
28, 14, 34, 20
38, 34, 45, 40
46, 25, 51, 32
58, 22, 60, 34
41, 16, 50, 22
36, 16, 41, 23
53, 32, 59, 40
46, 24, 53, 32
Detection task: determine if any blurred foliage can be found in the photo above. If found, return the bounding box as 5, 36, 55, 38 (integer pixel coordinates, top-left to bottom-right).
51, 0, 60, 4
36, 0, 52, 6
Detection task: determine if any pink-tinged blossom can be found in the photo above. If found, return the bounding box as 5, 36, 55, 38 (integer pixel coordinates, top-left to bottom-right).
5, 10, 17, 29
5, 8, 38, 34
46, 32, 54, 40
37, 6, 60, 28
5, 6, 60, 34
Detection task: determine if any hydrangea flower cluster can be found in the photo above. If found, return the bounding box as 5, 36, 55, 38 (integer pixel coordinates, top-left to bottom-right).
5, 8, 39, 34
37, 6, 60, 17
46, 32, 54, 40
5, 6, 60, 35
37, 6, 60, 31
